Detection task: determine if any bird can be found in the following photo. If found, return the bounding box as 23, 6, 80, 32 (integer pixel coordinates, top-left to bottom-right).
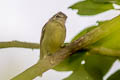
40, 12, 67, 60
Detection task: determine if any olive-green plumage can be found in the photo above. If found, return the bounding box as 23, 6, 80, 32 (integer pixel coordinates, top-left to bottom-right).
40, 12, 67, 60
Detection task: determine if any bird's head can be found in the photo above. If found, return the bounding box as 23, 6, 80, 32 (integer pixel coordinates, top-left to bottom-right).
50, 12, 67, 24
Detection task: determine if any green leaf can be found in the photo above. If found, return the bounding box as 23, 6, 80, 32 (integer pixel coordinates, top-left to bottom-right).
91, 29, 120, 50
116, 0, 120, 5
90, 18, 120, 50
107, 70, 120, 80
84, 54, 116, 80
71, 25, 97, 42
90, 0, 118, 3
90, 0, 113, 3
69, 0, 114, 15
53, 51, 85, 71
64, 65, 94, 80
90, 0, 120, 5
72, 16, 120, 50
54, 51, 116, 80
63, 54, 116, 80
71, 20, 109, 42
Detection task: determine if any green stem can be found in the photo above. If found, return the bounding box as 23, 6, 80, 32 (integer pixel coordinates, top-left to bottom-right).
90, 47, 120, 57
0, 41, 40, 49
11, 59, 52, 80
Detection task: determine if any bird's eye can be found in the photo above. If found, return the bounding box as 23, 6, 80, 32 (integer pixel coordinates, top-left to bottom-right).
56, 15, 61, 18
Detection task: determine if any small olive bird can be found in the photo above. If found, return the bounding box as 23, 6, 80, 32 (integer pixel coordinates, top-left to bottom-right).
40, 12, 67, 60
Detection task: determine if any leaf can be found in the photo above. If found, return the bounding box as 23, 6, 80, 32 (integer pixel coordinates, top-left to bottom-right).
53, 51, 85, 71
91, 29, 120, 50
54, 51, 116, 80
71, 25, 97, 42
84, 54, 116, 80
71, 20, 109, 42
69, 0, 114, 15
90, 0, 119, 3
90, 0, 114, 3
90, 18, 120, 50
64, 65, 94, 80
91, 0, 120, 5
54, 52, 116, 80
63, 54, 116, 80
116, 0, 120, 5
72, 17, 120, 50
107, 70, 120, 80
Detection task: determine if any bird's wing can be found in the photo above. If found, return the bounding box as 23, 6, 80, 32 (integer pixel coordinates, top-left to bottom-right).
40, 23, 47, 47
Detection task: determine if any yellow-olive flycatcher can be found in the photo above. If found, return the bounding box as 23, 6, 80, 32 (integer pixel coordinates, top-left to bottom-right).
40, 12, 67, 60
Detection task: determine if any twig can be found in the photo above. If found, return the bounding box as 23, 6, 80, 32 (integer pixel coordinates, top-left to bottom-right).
90, 47, 120, 57
0, 41, 40, 49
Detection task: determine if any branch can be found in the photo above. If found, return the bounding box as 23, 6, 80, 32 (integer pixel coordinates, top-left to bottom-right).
11, 15, 120, 80
89, 47, 120, 57
0, 41, 40, 49
1, 41, 119, 57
